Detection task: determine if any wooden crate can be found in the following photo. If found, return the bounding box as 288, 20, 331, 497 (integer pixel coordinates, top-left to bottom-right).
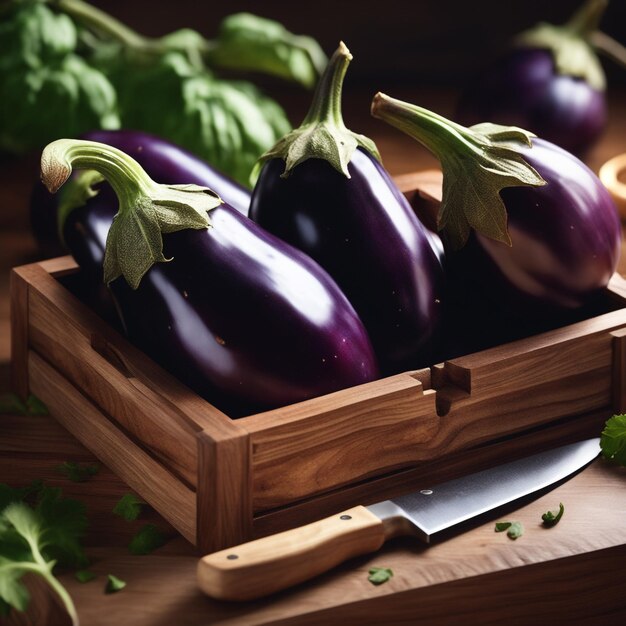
10, 180, 626, 554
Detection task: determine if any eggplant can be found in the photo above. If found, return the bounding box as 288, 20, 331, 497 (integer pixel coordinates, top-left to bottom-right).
31, 129, 251, 260
40, 138, 379, 416
371, 93, 622, 320
456, 0, 621, 155
249, 43, 444, 374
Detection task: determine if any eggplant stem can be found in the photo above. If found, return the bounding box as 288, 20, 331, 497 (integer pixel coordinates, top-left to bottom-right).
41, 139, 154, 212
302, 41, 351, 128
591, 30, 626, 68
565, 0, 608, 38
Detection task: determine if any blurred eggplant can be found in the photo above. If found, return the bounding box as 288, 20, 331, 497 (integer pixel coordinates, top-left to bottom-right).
372, 93, 621, 318
30, 129, 251, 259
40, 138, 379, 416
249, 43, 444, 374
456, 0, 626, 155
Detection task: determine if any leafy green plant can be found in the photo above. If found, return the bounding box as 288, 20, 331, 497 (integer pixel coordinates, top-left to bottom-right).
112, 493, 144, 521
0, 485, 87, 625
601, 414, 626, 466
1, 0, 327, 187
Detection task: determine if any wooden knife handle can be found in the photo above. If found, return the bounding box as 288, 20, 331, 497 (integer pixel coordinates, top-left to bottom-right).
197, 505, 385, 601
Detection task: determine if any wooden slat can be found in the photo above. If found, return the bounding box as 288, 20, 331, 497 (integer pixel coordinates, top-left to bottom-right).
37, 255, 80, 278
252, 408, 609, 539
612, 327, 626, 413
243, 374, 438, 511
10, 266, 31, 397
28, 350, 197, 545
442, 309, 626, 395
196, 428, 252, 552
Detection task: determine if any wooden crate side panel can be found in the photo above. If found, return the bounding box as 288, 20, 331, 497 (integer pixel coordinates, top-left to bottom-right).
611, 327, 626, 412
10, 266, 31, 398
252, 408, 609, 539
248, 376, 439, 511
28, 287, 199, 487
28, 351, 197, 544
24, 261, 236, 435
197, 430, 252, 552
442, 316, 626, 397
430, 367, 611, 456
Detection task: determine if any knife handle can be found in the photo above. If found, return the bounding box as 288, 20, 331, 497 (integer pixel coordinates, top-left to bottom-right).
197, 505, 385, 601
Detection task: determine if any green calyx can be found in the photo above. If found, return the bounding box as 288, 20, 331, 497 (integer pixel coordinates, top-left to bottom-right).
252, 41, 381, 183
371, 93, 546, 250
40, 138, 222, 289
515, 0, 608, 90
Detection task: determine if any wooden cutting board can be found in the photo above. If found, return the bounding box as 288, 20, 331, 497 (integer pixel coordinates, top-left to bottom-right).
2, 413, 626, 625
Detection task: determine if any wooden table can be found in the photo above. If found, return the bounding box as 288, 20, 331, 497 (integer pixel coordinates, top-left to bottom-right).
2, 88, 626, 624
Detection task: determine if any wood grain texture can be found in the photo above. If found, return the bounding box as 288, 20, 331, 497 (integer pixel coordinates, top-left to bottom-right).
9, 266, 30, 397
28, 350, 197, 544
198, 506, 385, 601
9, 459, 625, 626
197, 428, 253, 553
612, 327, 626, 412
242, 373, 438, 511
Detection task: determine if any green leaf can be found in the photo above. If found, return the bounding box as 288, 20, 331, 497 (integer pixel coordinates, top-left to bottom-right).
0, 53, 120, 154
600, 414, 626, 466
507, 522, 524, 540
109, 50, 291, 187
368, 567, 393, 585
24, 395, 48, 416
105, 574, 126, 594
0, 555, 31, 613
0, 393, 27, 416
128, 524, 166, 555
75, 569, 97, 583
542, 502, 565, 527
0, 2, 77, 71
0, 393, 48, 416
370, 94, 546, 250
206, 13, 327, 88
0, 480, 43, 513
112, 494, 145, 522
495, 520, 523, 538
56, 461, 99, 483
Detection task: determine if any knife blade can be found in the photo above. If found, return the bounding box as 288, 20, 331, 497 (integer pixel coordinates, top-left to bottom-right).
197, 437, 600, 601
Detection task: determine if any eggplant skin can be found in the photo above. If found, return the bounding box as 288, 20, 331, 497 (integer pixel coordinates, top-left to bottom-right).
447, 138, 621, 316
30, 129, 251, 258
456, 48, 606, 155
249, 148, 444, 374
110, 204, 379, 417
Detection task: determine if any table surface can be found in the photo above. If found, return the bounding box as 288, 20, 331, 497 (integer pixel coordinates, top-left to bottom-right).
2, 88, 626, 625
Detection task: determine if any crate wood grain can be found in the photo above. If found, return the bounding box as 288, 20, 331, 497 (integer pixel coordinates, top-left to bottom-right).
10, 173, 626, 552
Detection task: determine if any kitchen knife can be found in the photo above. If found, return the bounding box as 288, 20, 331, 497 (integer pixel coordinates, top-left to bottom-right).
197, 437, 600, 601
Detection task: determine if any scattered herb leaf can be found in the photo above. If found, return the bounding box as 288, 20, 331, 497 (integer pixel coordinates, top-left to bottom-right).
24, 394, 49, 416
600, 414, 626, 466
368, 567, 394, 586
542, 503, 565, 527
0, 393, 48, 416
105, 574, 126, 594
75, 569, 97, 583
128, 523, 166, 555
0, 487, 87, 625
112, 494, 145, 521
56, 461, 100, 483
507, 522, 524, 540
495, 520, 523, 539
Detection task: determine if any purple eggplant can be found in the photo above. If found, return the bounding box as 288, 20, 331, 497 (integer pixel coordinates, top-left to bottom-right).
371, 93, 622, 320
31, 129, 251, 259
456, 0, 622, 155
40, 138, 379, 416
249, 43, 444, 374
